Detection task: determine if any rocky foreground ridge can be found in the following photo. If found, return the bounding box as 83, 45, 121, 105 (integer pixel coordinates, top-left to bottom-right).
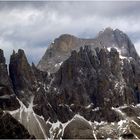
1, 28, 140, 139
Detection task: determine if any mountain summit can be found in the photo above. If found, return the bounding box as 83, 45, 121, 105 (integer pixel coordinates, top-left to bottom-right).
37, 27, 139, 73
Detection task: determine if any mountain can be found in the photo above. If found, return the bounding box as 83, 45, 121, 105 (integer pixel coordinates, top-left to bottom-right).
1, 27, 140, 139
37, 27, 139, 73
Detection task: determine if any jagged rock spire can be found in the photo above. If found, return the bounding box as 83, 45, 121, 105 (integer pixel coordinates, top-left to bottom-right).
0, 49, 5, 64
0, 49, 20, 110
9, 49, 36, 106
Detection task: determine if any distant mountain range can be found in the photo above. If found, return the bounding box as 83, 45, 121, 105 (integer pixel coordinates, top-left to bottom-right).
1, 27, 140, 139
38, 27, 139, 73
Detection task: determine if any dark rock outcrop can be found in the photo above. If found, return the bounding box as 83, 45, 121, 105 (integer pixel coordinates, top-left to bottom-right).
21, 28, 139, 123
0, 109, 35, 139
63, 115, 94, 139
1, 27, 140, 139
43, 46, 136, 122
0, 49, 19, 110
32, 63, 48, 83
9, 49, 36, 105
6, 28, 140, 124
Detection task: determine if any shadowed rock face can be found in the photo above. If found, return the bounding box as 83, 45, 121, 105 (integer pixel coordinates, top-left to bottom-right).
7, 28, 140, 123
1, 28, 140, 139
45, 46, 138, 122
34, 28, 140, 123
0, 109, 35, 139
0, 49, 19, 110
9, 49, 36, 105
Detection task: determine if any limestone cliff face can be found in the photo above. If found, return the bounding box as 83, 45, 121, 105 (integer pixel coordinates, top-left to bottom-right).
37, 34, 83, 72
37, 28, 139, 73
96, 28, 139, 60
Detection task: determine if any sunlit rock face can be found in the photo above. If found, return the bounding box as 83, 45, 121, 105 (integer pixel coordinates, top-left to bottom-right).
1, 28, 140, 139
38, 27, 139, 73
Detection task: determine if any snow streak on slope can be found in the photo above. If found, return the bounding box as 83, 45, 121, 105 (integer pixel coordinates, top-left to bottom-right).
107, 47, 131, 61
8, 97, 48, 139
7, 96, 140, 139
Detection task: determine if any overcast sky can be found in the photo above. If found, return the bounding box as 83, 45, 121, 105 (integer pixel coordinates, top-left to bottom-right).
0, 1, 140, 64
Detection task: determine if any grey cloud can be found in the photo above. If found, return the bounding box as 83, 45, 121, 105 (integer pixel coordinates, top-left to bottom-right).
1, 1, 140, 18
0, 1, 140, 64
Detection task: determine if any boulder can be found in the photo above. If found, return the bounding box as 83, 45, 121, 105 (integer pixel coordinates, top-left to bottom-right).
63, 115, 94, 139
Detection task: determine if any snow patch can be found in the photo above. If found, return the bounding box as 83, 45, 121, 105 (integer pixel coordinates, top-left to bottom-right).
112, 106, 126, 117
51, 120, 61, 130
55, 62, 63, 67
8, 97, 48, 139
94, 121, 107, 126
131, 120, 140, 128
36, 87, 40, 92
118, 120, 127, 128
0, 95, 11, 99
20, 90, 24, 94
107, 47, 111, 52
107, 47, 131, 62
85, 103, 93, 109
92, 107, 100, 112
58, 104, 72, 112
33, 112, 48, 139
107, 47, 120, 54
8, 108, 20, 115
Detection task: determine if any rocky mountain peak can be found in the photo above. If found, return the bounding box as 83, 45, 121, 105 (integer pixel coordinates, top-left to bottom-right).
9, 49, 36, 105
97, 27, 123, 37
97, 27, 139, 60
50, 34, 80, 53
54, 34, 78, 51
37, 33, 82, 72
9, 49, 33, 79
57, 34, 77, 43
98, 27, 113, 36
38, 28, 139, 73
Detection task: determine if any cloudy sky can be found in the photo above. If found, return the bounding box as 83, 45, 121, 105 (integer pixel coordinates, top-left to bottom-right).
0, 1, 140, 64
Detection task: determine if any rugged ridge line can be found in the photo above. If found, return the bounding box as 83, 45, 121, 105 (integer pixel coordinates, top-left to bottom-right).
0, 28, 140, 139
37, 27, 139, 73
